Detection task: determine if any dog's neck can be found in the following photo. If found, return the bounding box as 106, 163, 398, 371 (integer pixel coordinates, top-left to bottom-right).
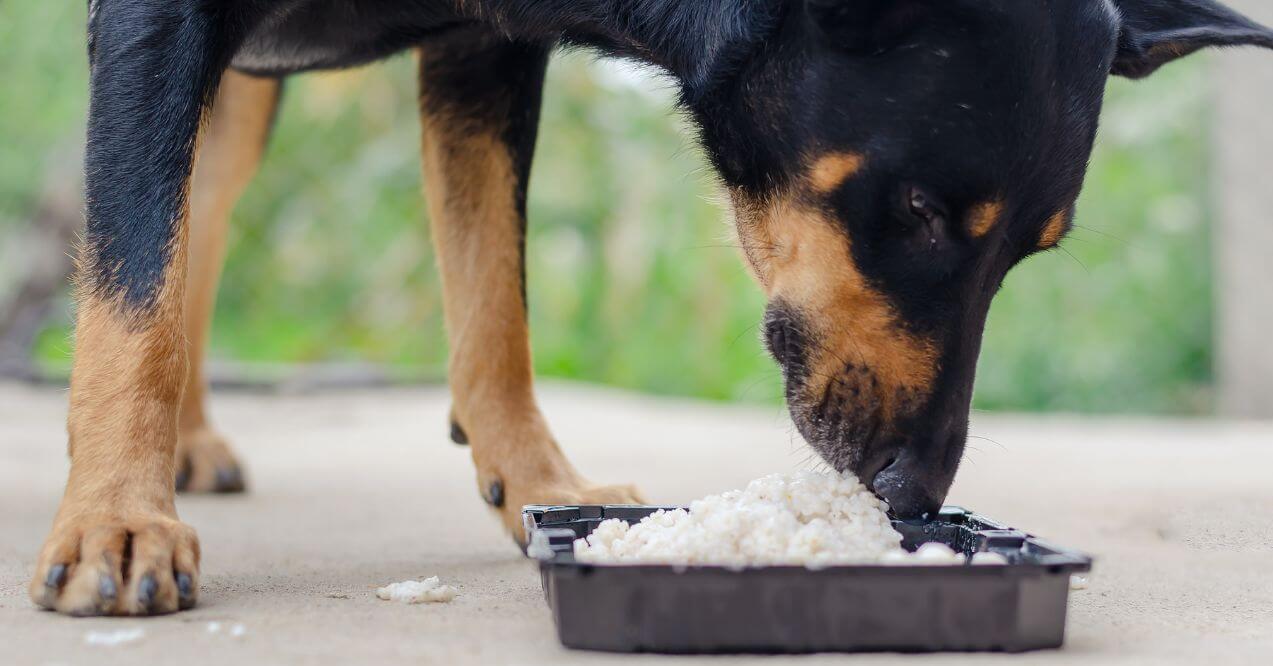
465, 0, 784, 98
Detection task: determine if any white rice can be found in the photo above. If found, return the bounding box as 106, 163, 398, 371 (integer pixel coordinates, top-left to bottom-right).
375, 576, 458, 604
971, 551, 1010, 566
83, 627, 145, 646
573, 471, 979, 568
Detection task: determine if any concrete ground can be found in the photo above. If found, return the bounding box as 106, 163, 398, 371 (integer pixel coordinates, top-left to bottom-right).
1, 380, 1270, 665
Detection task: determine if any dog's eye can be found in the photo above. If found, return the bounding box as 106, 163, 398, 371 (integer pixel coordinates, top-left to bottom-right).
905, 185, 947, 227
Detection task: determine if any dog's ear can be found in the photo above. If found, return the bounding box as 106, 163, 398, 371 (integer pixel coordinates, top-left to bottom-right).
806, 0, 929, 54
1110, 0, 1273, 78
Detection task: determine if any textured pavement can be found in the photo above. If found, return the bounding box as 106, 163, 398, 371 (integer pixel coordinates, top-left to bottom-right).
2, 381, 1271, 664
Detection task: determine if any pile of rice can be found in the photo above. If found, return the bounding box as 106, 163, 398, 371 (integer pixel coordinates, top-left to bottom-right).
573, 471, 1003, 568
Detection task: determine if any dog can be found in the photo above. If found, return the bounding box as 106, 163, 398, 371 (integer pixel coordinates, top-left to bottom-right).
30, 0, 1272, 616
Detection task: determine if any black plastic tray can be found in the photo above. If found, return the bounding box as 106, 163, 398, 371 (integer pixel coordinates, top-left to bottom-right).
523, 505, 1091, 654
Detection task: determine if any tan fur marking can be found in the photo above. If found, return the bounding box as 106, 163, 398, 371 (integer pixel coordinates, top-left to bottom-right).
1147, 41, 1189, 60
1038, 210, 1070, 249
733, 192, 938, 417
178, 70, 279, 491
419, 55, 641, 538
808, 152, 866, 194
422, 126, 536, 420
967, 200, 1004, 239
67, 252, 188, 503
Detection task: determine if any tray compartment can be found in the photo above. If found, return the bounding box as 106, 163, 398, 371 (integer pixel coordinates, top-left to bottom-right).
524, 505, 1091, 654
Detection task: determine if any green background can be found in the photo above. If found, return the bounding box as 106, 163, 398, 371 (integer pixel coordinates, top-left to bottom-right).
2, 3, 1215, 413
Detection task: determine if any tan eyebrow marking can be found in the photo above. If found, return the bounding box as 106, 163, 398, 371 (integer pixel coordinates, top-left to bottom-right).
808, 152, 866, 194
967, 200, 1005, 238
1038, 210, 1071, 249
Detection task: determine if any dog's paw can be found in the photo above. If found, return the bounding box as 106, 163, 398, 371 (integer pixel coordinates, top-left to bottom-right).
482, 472, 646, 545
176, 426, 246, 493
463, 413, 646, 544
30, 512, 199, 616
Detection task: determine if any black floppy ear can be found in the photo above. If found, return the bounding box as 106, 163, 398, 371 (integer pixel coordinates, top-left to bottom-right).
806, 0, 928, 54
1111, 0, 1273, 78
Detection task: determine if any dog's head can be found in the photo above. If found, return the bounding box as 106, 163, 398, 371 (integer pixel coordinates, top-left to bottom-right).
693, 0, 1273, 517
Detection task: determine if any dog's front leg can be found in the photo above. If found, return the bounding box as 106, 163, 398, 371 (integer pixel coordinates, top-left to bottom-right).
418, 30, 643, 541
29, 2, 230, 615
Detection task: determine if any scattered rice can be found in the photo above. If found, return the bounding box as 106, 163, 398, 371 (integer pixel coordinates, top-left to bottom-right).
376, 576, 458, 604
84, 627, 145, 646
573, 472, 981, 568
207, 621, 247, 636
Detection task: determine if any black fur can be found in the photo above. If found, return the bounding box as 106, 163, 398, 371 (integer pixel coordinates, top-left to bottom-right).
84, 0, 233, 309
84, 0, 1273, 511
1112, 0, 1273, 78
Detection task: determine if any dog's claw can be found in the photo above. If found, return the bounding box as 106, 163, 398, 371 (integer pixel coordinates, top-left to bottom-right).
175, 460, 191, 492
450, 421, 469, 445
485, 480, 505, 508
98, 575, 117, 602
137, 574, 158, 611
44, 564, 67, 592
214, 467, 245, 493
176, 572, 195, 609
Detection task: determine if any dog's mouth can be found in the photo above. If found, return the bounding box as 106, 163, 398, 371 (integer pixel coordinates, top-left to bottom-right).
790, 381, 960, 519
763, 298, 954, 512
784, 365, 899, 477
767, 306, 894, 475
788, 354, 973, 519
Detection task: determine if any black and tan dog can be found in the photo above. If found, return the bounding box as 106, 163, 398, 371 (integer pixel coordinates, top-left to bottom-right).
31, 0, 1272, 615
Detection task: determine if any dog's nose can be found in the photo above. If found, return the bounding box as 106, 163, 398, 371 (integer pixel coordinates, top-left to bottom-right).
869, 452, 945, 520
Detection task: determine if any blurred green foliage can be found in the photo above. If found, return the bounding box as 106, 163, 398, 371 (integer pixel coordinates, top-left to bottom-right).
4, 3, 1214, 413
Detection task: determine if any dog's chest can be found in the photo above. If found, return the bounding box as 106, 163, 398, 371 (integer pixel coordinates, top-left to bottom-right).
231, 0, 463, 75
